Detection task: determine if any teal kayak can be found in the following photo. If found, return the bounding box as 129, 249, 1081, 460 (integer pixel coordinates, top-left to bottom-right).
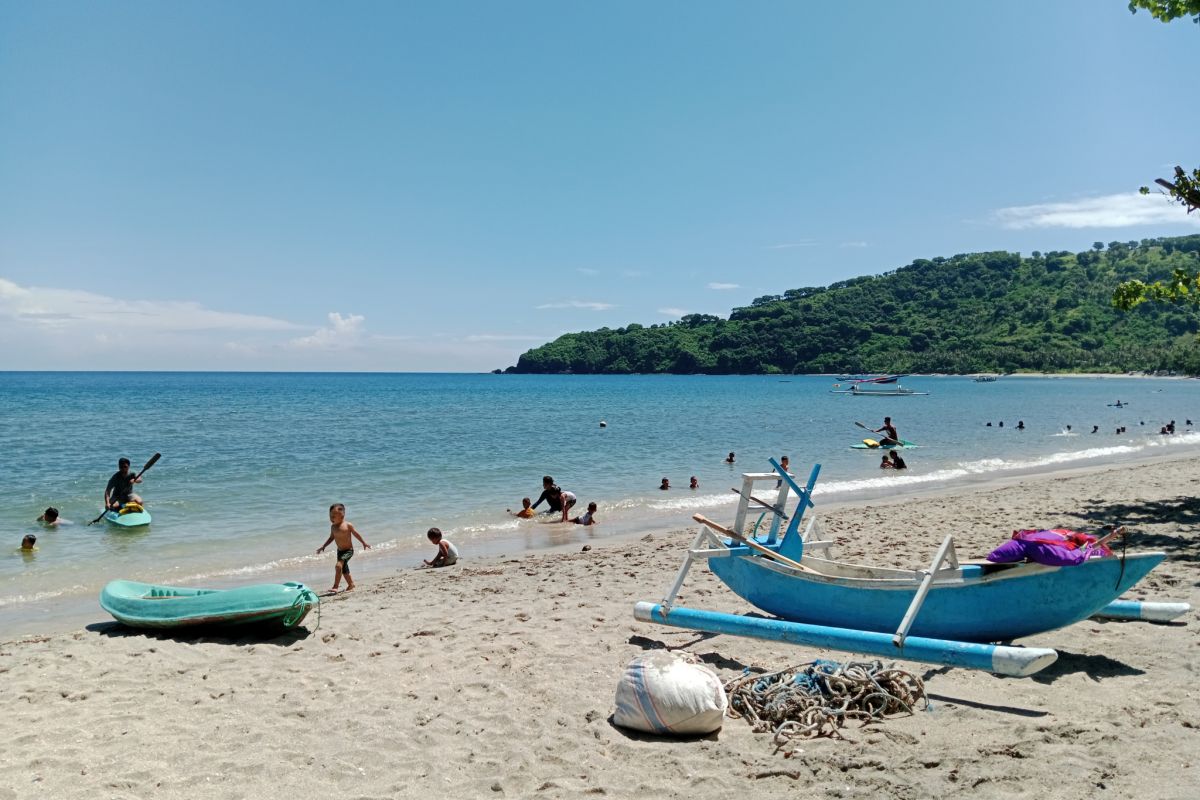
100, 580, 319, 629
850, 438, 919, 450
104, 507, 152, 528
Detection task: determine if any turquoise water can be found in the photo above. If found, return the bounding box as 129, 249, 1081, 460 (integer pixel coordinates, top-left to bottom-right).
4, 371, 1200, 634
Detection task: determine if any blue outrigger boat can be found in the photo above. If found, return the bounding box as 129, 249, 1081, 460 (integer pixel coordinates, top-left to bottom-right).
636, 460, 1188, 677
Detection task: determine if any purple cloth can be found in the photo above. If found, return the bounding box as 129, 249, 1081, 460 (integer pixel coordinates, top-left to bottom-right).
985, 539, 1027, 563
986, 530, 1107, 567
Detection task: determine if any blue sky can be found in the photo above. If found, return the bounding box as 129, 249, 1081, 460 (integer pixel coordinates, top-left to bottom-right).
2, 1, 1197, 371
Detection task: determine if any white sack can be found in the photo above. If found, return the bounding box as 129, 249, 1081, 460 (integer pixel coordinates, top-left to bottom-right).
613, 650, 727, 735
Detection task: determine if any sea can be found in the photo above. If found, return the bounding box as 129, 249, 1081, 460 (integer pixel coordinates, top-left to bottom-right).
4, 371, 1200, 636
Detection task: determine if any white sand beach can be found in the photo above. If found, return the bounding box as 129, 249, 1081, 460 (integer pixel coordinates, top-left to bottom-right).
1, 457, 1197, 800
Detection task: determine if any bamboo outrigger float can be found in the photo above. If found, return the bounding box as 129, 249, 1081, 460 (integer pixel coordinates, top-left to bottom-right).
635, 460, 1188, 677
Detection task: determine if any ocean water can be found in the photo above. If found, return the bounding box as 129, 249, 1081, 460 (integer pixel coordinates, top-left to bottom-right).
3, 371, 1200, 634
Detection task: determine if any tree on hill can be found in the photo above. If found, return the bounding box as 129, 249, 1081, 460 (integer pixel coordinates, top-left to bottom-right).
1111, 3, 1199, 310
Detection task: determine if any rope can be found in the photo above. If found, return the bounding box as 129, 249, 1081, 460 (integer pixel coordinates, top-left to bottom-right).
724, 659, 929, 745
282, 585, 320, 630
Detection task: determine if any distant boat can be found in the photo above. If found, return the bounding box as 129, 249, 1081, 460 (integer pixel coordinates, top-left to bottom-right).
831, 383, 928, 396
973, 375, 999, 383
837, 374, 907, 385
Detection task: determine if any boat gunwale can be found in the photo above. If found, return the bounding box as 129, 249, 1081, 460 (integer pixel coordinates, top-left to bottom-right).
716, 549, 1168, 590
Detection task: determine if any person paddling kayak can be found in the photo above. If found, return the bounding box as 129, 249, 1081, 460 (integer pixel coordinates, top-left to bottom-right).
873, 417, 900, 447
104, 457, 144, 510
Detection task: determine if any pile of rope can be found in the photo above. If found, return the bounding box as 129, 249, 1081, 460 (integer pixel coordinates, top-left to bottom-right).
725, 659, 929, 744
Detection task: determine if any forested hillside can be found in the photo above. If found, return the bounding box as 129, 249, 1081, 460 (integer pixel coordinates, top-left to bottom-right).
504, 235, 1200, 375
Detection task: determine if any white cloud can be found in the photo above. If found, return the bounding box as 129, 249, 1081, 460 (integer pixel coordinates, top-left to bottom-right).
765, 240, 817, 249
0, 278, 300, 333
840, 241, 869, 248
658, 307, 690, 317
707, 282, 740, 290
535, 300, 615, 311
576, 267, 599, 276
463, 333, 551, 342
289, 312, 366, 349
993, 192, 1200, 230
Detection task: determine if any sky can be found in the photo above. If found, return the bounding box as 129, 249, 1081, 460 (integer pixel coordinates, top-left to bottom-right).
1, 1, 1198, 372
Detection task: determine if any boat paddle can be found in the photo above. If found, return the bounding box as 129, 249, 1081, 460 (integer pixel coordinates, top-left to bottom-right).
89, 452, 162, 525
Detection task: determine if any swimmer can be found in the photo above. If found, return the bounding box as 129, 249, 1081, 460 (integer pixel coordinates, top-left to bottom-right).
880, 455, 893, 469
20, 534, 37, 552
689, 476, 698, 490
37, 507, 67, 526
1017, 421, 1025, 430
508, 497, 536, 518
659, 477, 670, 490
725, 452, 735, 464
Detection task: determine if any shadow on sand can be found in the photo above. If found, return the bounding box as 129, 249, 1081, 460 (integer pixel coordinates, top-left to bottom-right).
85, 619, 314, 647
1029, 648, 1145, 684
1073, 495, 1200, 562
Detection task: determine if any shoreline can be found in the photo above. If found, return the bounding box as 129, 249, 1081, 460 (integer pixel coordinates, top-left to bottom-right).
7, 445, 1199, 640
1, 453, 1196, 798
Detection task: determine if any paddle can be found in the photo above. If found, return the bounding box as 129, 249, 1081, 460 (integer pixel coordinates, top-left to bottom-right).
89, 452, 162, 525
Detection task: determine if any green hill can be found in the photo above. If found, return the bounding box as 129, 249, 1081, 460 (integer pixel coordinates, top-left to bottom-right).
504, 235, 1200, 375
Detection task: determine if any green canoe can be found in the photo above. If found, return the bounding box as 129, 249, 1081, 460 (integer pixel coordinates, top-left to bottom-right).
100, 580, 319, 630
104, 507, 152, 528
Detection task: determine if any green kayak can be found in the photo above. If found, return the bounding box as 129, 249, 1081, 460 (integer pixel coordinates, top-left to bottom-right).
104, 506, 152, 528
850, 438, 919, 450
100, 580, 319, 630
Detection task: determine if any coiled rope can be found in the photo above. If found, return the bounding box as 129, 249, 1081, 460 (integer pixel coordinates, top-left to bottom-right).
725, 659, 929, 744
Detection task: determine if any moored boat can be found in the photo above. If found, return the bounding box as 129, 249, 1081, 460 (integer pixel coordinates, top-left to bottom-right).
831, 383, 928, 396
100, 580, 319, 629
635, 460, 1188, 676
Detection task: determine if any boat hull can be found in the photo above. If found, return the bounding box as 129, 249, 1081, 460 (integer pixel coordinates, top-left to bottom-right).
708, 551, 1164, 643
850, 439, 918, 449
100, 580, 318, 629
104, 509, 152, 527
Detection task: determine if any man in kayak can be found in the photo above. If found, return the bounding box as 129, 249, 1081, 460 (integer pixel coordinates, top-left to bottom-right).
873, 417, 900, 447
104, 457, 144, 510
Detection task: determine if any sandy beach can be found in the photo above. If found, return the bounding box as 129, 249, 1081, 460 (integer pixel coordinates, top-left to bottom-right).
2, 457, 1197, 800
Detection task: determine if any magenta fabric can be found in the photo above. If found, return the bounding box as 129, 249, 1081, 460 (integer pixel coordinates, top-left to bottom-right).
986, 528, 1111, 566
986, 539, 1027, 563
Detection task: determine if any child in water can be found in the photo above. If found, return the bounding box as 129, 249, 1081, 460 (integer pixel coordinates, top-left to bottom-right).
316, 503, 371, 593
509, 498, 536, 518
880, 455, 893, 469
20, 534, 37, 552
572, 502, 598, 526
423, 527, 459, 567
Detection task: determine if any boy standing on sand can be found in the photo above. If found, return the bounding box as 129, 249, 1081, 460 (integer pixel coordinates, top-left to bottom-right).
316, 503, 370, 593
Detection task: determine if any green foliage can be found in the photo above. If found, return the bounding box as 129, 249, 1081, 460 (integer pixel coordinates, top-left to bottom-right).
1139, 166, 1200, 215
506, 235, 1200, 375
1127, 0, 1200, 22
